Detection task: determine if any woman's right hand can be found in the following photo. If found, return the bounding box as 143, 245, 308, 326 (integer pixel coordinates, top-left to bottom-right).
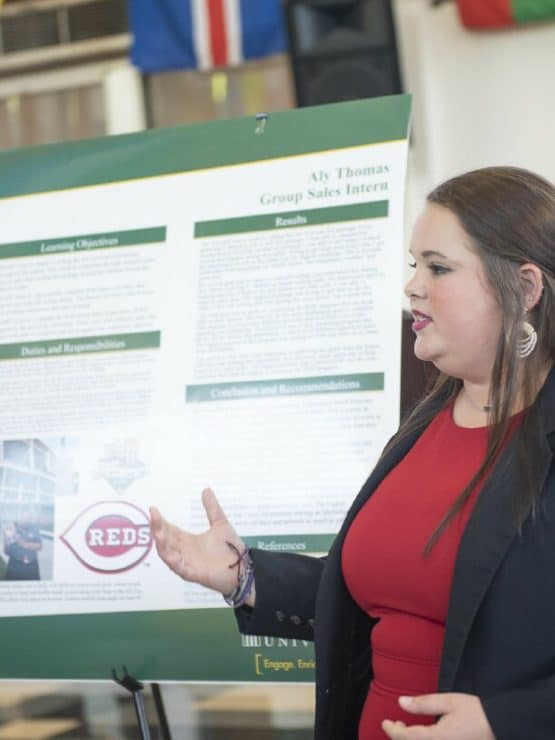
150, 487, 253, 603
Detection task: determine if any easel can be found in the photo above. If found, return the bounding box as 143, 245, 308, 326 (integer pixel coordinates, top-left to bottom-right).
112, 666, 172, 740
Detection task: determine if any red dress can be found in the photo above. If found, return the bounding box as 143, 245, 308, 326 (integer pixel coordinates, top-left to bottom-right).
342, 407, 490, 739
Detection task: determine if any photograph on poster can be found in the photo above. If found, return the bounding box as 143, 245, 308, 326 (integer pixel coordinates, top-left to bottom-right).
0, 437, 79, 581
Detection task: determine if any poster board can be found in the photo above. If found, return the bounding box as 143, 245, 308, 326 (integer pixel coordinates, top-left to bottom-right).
0, 94, 410, 681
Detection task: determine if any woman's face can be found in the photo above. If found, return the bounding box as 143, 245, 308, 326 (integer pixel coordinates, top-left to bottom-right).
404, 203, 502, 384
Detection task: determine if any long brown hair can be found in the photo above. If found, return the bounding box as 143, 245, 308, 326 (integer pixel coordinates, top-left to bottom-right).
386, 166, 555, 551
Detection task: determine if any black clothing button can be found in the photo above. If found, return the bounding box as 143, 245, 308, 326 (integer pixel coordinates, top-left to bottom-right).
290, 615, 302, 625
275, 610, 285, 622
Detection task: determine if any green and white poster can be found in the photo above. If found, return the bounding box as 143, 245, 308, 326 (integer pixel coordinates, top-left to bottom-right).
0, 94, 410, 681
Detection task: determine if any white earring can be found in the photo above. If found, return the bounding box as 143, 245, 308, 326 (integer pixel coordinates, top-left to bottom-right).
517, 320, 537, 358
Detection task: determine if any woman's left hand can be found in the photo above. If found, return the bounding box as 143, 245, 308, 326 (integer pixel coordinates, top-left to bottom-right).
382, 693, 495, 740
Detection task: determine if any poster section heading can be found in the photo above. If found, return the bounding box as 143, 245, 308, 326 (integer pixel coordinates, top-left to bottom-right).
195, 201, 388, 238
186, 373, 384, 403
0, 227, 166, 259
0, 332, 161, 360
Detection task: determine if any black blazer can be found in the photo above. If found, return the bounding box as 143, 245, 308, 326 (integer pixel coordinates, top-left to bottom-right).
237, 367, 555, 740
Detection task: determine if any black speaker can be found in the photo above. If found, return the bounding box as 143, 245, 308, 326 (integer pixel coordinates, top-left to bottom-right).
284, 0, 402, 107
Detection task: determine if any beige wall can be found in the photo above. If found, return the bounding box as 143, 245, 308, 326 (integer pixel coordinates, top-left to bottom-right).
394, 0, 555, 263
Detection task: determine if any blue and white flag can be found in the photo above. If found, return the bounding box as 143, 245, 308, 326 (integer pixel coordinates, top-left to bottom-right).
129, 0, 288, 72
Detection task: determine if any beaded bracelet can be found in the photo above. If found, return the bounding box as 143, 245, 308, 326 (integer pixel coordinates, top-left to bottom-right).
223, 542, 255, 608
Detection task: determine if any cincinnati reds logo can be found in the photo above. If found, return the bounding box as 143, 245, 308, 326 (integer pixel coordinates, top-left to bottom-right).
60, 501, 153, 573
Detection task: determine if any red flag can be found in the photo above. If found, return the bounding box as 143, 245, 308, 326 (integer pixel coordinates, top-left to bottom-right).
456, 0, 513, 29
456, 0, 555, 29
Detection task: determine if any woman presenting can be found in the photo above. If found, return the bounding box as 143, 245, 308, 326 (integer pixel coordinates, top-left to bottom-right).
151, 166, 555, 740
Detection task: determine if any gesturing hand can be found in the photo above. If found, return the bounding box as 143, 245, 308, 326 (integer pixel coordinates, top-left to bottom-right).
150, 488, 251, 601
382, 693, 495, 740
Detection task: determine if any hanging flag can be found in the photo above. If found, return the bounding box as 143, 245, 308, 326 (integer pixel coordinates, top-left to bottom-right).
456, 0, 555, 29
128, 0, 287, 73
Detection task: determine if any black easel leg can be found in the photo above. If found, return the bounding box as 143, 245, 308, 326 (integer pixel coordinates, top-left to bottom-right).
151, 683, 172, 740
112, 666, 152, 740
132, 689, 152, 740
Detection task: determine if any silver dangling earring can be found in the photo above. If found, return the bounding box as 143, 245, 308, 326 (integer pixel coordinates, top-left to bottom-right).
517, 320, 537, 358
